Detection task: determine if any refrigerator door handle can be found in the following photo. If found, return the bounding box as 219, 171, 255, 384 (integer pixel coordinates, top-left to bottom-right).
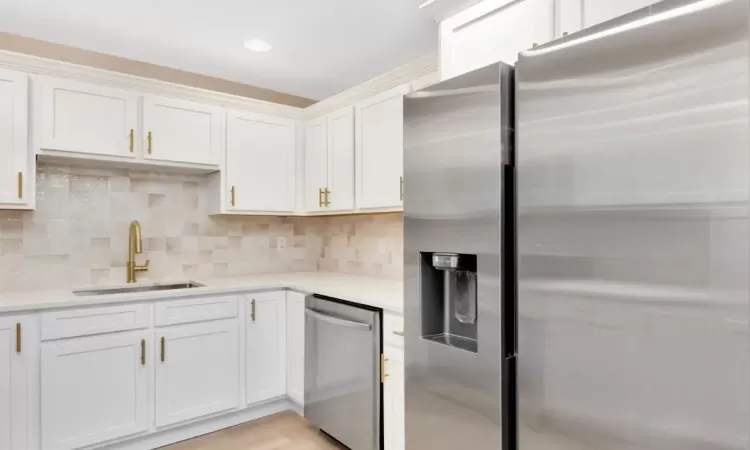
305, 308, 373, 331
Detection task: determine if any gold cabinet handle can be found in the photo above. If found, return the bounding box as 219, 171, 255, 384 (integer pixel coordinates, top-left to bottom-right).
140, 339, 146, 365
147, 131, 152, 154
400, 176, 404, 201
230, 186, 236, 207
160, 336, 165, 362
251, 299, 256, 322
129, 129, 134, 152
324, 188, 331, 207
381, 353, 388, 383
15, 323, 21, 354
318, 188, 324, 208
17, 172, 22, 199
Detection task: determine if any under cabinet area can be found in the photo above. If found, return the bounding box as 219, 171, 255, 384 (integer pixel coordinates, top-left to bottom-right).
0, 68, 31, 209
40, 331, 150, 450
286, 292, 306, 407
246, 292, 287, 405
155, 320, 240, 428
0, 315, 35, 450
0, 286, 404, 450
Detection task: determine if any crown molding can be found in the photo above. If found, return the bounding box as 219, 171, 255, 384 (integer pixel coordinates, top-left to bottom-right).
0, 49, 304, 119
303, 52, 439, 118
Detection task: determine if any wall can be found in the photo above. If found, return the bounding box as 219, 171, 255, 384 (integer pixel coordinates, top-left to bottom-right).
0, 164, 403, 292
0, 32, 315, 108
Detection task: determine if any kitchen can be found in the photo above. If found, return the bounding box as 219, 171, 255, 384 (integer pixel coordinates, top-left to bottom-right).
0, 0, 747, 450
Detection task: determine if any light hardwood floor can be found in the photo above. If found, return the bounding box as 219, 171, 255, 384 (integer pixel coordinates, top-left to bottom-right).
160, 412, 343, 450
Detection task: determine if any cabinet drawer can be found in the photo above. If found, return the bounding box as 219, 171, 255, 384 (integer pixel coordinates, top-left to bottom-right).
155, 295, 239, 326
41, 303, 150, 340
384, 312, 404, 349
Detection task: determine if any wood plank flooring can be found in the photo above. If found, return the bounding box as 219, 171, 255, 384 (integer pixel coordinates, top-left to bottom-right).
160, 412, 343, 450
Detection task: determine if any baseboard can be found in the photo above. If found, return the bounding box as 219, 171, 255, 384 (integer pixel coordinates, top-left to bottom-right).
103, 398, 293, 450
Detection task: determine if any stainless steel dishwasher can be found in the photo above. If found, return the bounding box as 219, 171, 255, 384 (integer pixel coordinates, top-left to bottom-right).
304, 294, 382, 450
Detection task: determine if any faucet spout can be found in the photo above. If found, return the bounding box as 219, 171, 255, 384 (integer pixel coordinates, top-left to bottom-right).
127, 220, 149, 283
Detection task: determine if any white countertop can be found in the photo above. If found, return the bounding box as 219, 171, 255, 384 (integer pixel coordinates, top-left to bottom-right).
0, 272, 404, 315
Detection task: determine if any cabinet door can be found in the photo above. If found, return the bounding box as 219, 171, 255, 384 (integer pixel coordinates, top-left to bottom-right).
355, 86, 408, 210
327, 106, 355, 212
246, 292, 287, 405
285, 292, 306, 407
440, 0, 555, 77
41, 331, 149, 450
0, 316, 33, 450
384, 346, 405, 450
37, 76, 138, 158
226, 110, 296, 212
155, 320, 240, 428
143, 95, 221, 165
305, 116, 328, 212
582, 0, 658, 28
0, 68, 29, 207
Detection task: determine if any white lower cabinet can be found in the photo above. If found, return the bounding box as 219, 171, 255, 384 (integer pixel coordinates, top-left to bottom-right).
0, 315, 35, 450
246, 292, 287, 405
40, 331, 149, 450
384, 345, 405, 450
286, 292, 306, 407
155, 320, 240, 428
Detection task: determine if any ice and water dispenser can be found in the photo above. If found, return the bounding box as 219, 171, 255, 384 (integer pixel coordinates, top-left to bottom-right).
420, 252, 478, 353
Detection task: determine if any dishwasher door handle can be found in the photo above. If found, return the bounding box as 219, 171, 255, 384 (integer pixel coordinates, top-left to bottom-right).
305, 308, 373, 330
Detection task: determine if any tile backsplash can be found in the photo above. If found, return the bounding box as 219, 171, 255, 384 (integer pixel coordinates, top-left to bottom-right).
0, 164, 403, 291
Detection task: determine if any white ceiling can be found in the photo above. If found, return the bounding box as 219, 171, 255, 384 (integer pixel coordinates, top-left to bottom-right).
0, 0, 438, 100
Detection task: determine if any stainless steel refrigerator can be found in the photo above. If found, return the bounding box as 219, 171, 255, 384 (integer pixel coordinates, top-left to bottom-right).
403, 62, 517, 450
404, 0, 749, 449
516, 0, 749, 449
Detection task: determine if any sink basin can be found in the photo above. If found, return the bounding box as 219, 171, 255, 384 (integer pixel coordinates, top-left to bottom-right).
73, 282, 205, 297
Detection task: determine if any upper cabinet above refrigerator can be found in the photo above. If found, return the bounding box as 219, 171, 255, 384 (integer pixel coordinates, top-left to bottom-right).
440, 0, 555, 78
439, 0, 662, 78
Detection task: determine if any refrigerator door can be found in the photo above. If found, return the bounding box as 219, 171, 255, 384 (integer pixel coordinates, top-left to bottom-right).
403, 62, 515, 450
517, 0, 749, 449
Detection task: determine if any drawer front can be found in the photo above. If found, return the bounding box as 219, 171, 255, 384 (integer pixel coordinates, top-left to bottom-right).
41, 303, 150, 340
155, 295, 239, 326
384, 312, 404, 349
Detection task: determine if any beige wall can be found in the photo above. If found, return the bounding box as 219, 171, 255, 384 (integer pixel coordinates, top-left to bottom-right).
0, 164, 402, 291
0, 32, 315, 108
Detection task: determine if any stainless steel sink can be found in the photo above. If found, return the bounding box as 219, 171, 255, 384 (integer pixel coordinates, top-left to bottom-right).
73, 282, 205, 297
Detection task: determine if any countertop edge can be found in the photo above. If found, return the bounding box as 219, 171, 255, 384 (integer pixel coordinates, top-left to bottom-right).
0, 274, 404, 315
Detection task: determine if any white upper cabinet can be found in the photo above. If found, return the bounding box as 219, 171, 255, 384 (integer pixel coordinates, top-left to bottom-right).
225, 110, 296, 213
304, 116, 329, 213
0, 68, 30, 209
440, 0, 555, 77
41, 331, 149, 450
37, 76, 139, 158
0, 316, 34, 450
581, 0, 659, 28
304, 107, 355, 213
355, 85, 408, 210
326, 106, 355, 212
246, 292, 287, 405
155, 320, 240, 428
143, 95, 221, 166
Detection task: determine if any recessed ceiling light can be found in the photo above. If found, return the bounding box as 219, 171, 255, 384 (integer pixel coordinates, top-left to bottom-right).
244, 39, 272, 52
